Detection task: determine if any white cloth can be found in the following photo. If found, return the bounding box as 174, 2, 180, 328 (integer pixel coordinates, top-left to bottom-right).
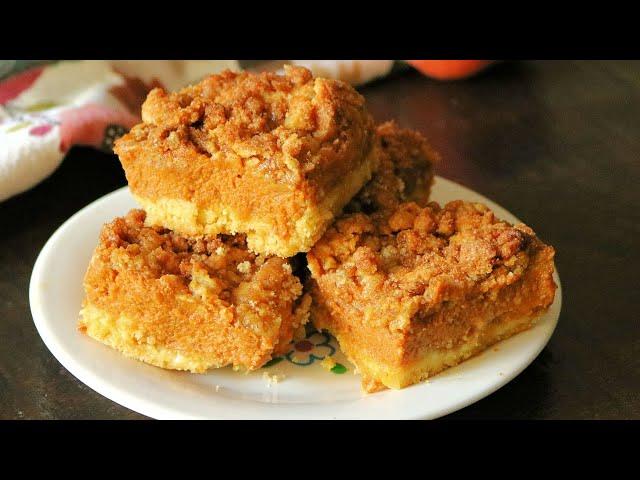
290, 60, 394, 86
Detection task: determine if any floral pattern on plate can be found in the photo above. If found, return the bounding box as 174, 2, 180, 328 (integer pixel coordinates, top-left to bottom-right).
261, 328, 348, 374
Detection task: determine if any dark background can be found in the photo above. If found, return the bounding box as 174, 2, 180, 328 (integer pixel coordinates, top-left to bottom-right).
1, 60, 639, 419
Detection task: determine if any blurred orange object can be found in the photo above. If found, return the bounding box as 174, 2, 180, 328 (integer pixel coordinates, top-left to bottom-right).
407, 60, 495, 80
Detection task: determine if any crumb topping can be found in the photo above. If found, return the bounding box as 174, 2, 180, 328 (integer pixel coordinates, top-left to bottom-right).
320, 356, 337, 371
237, 261, 251, 274
308, 201, 539, 306
347, 121, 439, 214
98, 209, 296, 305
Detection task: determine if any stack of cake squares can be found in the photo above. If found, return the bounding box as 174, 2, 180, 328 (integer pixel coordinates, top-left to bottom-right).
79, 66, 556, 392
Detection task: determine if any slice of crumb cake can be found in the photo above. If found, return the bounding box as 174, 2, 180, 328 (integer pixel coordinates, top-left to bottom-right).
114, 66, 380, 257
307, 200, 556, 392
79, 209, 310, 372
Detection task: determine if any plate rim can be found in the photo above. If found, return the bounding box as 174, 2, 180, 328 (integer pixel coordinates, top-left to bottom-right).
29, 176, 562, 420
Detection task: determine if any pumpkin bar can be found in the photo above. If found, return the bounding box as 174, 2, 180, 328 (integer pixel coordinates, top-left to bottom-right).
79, 210, 310, 373
114, 66, 380, 257
347, 120, 439, 214
307, 200, 556, 392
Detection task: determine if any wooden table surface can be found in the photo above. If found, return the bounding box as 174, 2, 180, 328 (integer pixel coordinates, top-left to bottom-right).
2, 60, 639, 419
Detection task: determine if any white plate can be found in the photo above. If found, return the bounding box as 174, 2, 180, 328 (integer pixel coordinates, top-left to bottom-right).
29, 176, 562, 419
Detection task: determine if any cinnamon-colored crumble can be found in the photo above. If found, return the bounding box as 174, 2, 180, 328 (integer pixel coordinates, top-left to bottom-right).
347, 121, 439, 214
